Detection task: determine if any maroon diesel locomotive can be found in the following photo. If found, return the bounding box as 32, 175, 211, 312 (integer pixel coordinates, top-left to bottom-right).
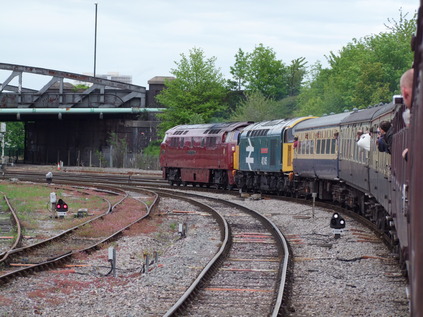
160, 122, 251, 188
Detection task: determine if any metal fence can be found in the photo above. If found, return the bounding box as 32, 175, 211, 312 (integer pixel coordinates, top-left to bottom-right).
21, 146, 160, 170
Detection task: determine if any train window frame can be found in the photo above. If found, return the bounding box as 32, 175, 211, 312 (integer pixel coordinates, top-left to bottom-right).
284, 128, 295, 143
170, 137, 178, 148
325, 138, 330, 154
331, 139, 336, 154
206, 137, 217, 148
222, 132, 227, 143
227, 131, 238, 142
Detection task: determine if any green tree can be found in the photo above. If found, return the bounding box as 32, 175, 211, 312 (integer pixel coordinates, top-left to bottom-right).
108, 132, 127, 168
156, 47, 228, 136
287, 57, 307, 96
228, 48, 249, 91
5, 122, 24, 157
274, 96, 299, 118
297, 9, 416, 116
246, 44, 288, 100
227, 44, 306, 118
230, 91, 299, 122
230, 91, 278, 122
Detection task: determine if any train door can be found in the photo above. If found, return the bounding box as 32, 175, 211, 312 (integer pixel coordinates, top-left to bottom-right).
282, 128, 295, 172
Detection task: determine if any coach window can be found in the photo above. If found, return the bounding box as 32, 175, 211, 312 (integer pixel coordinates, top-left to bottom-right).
331, 138, 336, 154
344, 131, 350, 158
321, 139, 326, 154
316, 139, 321, 154
325, 138, 330, 154
310, 139, 314, 154
346, 129, 351, 159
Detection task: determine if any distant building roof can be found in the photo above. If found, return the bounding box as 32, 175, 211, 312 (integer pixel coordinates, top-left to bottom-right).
148, 76, 175, 85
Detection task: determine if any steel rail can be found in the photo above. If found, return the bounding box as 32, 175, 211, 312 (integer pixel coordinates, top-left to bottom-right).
0, 184, 125, 264
0, 186, 159, 285
155, 188, 289, 317
154, 190, 229, 317
75, 187, 159, 254
0, 195, 23, 262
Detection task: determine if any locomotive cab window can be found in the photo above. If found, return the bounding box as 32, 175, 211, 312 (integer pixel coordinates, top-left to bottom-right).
284, 128, 295, 143
206, 137, 216, 148
170, 137, 179, 148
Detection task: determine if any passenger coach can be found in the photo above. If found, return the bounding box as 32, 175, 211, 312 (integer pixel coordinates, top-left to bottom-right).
338, 106, 381, 199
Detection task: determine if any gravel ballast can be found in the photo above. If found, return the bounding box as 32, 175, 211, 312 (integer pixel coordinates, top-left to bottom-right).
0, 190, 409, 316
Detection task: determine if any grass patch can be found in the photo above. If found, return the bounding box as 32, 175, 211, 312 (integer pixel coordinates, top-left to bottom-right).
0, 182, 112, 231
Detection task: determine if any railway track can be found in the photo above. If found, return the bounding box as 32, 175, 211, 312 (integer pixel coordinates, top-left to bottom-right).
0, 195, 22, 256
0, 167, 409, 316
2, 169, 165, 186
155, 189, 289, 317
0, 185, 158, 286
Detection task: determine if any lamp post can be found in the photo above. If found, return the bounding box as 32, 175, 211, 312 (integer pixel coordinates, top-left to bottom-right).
93, 3, 98, 77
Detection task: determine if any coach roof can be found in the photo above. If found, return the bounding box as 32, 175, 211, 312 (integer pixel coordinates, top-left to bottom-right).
294, 112, 351, 132
340, 104, 388, 125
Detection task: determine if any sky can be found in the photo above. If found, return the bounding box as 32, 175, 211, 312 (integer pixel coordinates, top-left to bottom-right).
0, 0, 419, 89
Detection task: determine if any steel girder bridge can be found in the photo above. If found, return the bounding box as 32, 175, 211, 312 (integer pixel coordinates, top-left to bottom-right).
0, 63, 163, 121
0, 63, 165, 166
